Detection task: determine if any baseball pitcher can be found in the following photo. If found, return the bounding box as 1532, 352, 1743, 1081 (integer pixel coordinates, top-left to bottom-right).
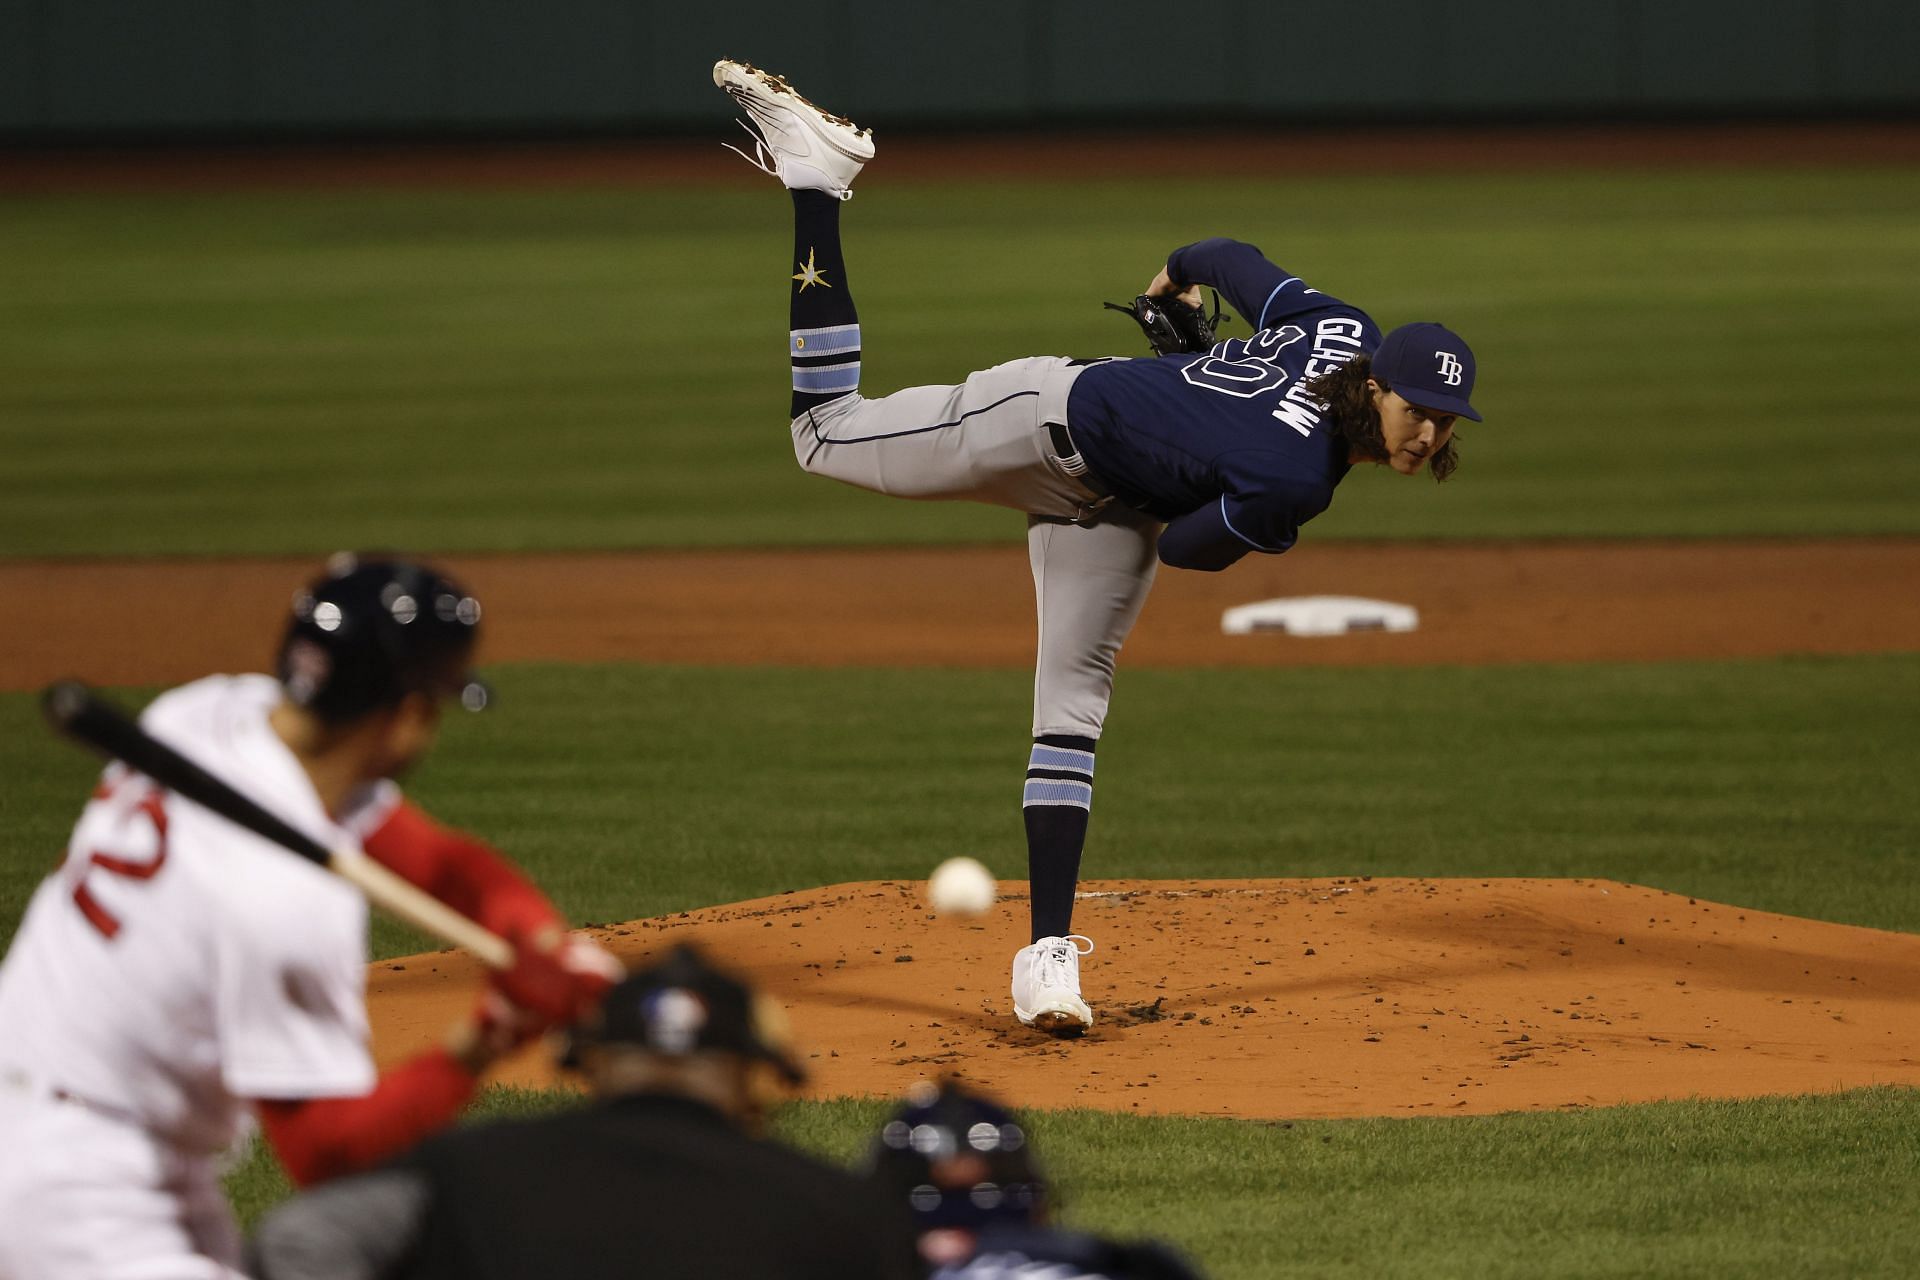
714, 61, 1485, 1037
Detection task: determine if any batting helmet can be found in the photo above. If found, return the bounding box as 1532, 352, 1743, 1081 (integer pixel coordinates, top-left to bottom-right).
866, 1081, 1047, 1233
276, 553, 489, 723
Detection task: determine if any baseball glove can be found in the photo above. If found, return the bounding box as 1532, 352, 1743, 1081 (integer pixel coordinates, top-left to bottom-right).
1103, 290, 1231, 356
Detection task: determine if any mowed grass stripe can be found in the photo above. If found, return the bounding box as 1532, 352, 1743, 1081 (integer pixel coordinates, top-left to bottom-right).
3, 654, 1915, 958
223, 1085, 1920, 1279
3, 166, 1919, 555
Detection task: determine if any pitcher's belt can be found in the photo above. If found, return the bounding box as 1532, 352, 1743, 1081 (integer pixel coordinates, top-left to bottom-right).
1048, 422, 1112, 498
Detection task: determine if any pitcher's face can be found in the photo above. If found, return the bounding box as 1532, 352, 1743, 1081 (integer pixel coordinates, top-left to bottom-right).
1370, 382, 1457, 476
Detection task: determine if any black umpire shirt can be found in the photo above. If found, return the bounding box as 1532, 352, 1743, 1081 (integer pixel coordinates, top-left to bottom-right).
249, 1092, 923, 1280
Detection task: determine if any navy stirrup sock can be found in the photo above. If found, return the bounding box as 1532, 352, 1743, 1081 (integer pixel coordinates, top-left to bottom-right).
1022, 734, 1095, 942
788, 189, 861, 417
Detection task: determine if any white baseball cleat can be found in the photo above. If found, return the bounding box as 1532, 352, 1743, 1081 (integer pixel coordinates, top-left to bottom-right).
1011, 934, 1095, 1036
712, 59, 874, 200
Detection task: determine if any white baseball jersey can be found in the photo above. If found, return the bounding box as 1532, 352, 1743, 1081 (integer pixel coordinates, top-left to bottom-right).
0, 674, 390, 1153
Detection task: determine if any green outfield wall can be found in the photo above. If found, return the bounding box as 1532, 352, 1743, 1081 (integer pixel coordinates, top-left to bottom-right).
2, 0, 1915, 139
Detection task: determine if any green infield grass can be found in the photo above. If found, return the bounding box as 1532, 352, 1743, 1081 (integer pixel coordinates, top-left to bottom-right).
6, 653, 1917, 954
220, 1084, 1920, 1278
3, 165, 1918, 557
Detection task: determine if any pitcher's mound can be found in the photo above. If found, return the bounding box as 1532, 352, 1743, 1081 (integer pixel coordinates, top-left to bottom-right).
367, 878, 1920, 1120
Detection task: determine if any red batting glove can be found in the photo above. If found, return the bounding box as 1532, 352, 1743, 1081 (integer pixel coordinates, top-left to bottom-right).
490, 927, 622, 1027
466, 987, 550, 1061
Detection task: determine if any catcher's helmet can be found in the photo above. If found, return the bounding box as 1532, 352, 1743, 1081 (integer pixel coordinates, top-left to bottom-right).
866, 1081, 1047, 1233
276, 553, 488, 723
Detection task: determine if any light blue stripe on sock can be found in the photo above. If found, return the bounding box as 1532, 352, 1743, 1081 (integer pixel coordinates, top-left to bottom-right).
1029, 745, 1095, 776
791, 324, 862, 358
1023, 779, 1092, 809
792, 361, 861, 393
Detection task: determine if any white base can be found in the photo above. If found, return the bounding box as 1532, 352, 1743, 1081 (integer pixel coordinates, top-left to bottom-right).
1221, 595, 1419, 637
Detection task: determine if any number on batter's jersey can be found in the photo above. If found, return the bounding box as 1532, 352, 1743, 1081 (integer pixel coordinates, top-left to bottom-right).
68, 767, 172, 939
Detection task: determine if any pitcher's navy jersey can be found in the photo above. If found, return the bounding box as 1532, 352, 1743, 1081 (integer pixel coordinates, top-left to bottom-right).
1065, 238, 1382, 571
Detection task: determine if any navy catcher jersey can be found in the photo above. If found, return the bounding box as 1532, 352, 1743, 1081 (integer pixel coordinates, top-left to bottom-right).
934, 1224, 1204, 1280
1065, 238, 1382, 571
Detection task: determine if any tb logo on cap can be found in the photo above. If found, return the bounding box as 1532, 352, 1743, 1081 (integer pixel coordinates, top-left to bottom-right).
1373, 322, 1482, 421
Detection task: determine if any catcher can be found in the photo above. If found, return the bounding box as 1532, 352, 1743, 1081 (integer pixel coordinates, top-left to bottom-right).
715, 60, 1485, 1037
866, 1080, 1206, 1279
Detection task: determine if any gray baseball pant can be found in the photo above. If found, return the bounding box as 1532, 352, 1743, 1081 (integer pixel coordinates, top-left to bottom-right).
791, 355, 1160, 738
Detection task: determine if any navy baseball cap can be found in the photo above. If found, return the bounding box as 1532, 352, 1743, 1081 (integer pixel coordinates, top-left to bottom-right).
1371, 322, 1482, 422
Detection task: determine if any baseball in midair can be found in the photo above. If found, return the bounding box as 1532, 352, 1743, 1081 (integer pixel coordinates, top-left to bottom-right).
926, 856, 997, 916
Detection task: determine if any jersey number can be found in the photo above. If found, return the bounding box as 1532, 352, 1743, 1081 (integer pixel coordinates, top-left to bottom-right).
71, 774, 171, 940
1179, 325, 1307, 399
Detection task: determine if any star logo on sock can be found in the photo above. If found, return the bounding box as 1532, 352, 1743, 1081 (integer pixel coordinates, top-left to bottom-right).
792, 246, 832, 291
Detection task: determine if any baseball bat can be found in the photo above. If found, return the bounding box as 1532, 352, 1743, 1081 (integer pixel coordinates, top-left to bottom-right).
41, 680, 514, 969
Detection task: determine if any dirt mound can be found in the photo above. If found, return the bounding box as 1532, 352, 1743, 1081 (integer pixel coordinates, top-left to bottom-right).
368, 877, 1920, 1120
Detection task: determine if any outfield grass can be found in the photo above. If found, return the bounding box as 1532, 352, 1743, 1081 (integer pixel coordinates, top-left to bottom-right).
221, 1084, 1920, 1278
5, 654, 1917, 955
3, 166, 1918, 556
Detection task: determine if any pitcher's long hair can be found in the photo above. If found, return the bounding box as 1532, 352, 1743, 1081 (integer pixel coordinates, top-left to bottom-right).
1301, 356, 1458, 483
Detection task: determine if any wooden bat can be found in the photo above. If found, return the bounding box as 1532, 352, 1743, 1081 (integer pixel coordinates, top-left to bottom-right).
41, 680, 514, 969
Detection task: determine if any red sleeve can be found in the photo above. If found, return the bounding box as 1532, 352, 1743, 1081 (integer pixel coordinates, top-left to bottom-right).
361, 801, 560, 944
254, 1047, 478, 1187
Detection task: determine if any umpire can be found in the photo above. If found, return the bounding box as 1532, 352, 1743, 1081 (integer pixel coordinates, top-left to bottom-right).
250, 944, 921, 1280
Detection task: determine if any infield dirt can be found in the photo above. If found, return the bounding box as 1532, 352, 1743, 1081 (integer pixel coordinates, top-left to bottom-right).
4, 539, 1918, 691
